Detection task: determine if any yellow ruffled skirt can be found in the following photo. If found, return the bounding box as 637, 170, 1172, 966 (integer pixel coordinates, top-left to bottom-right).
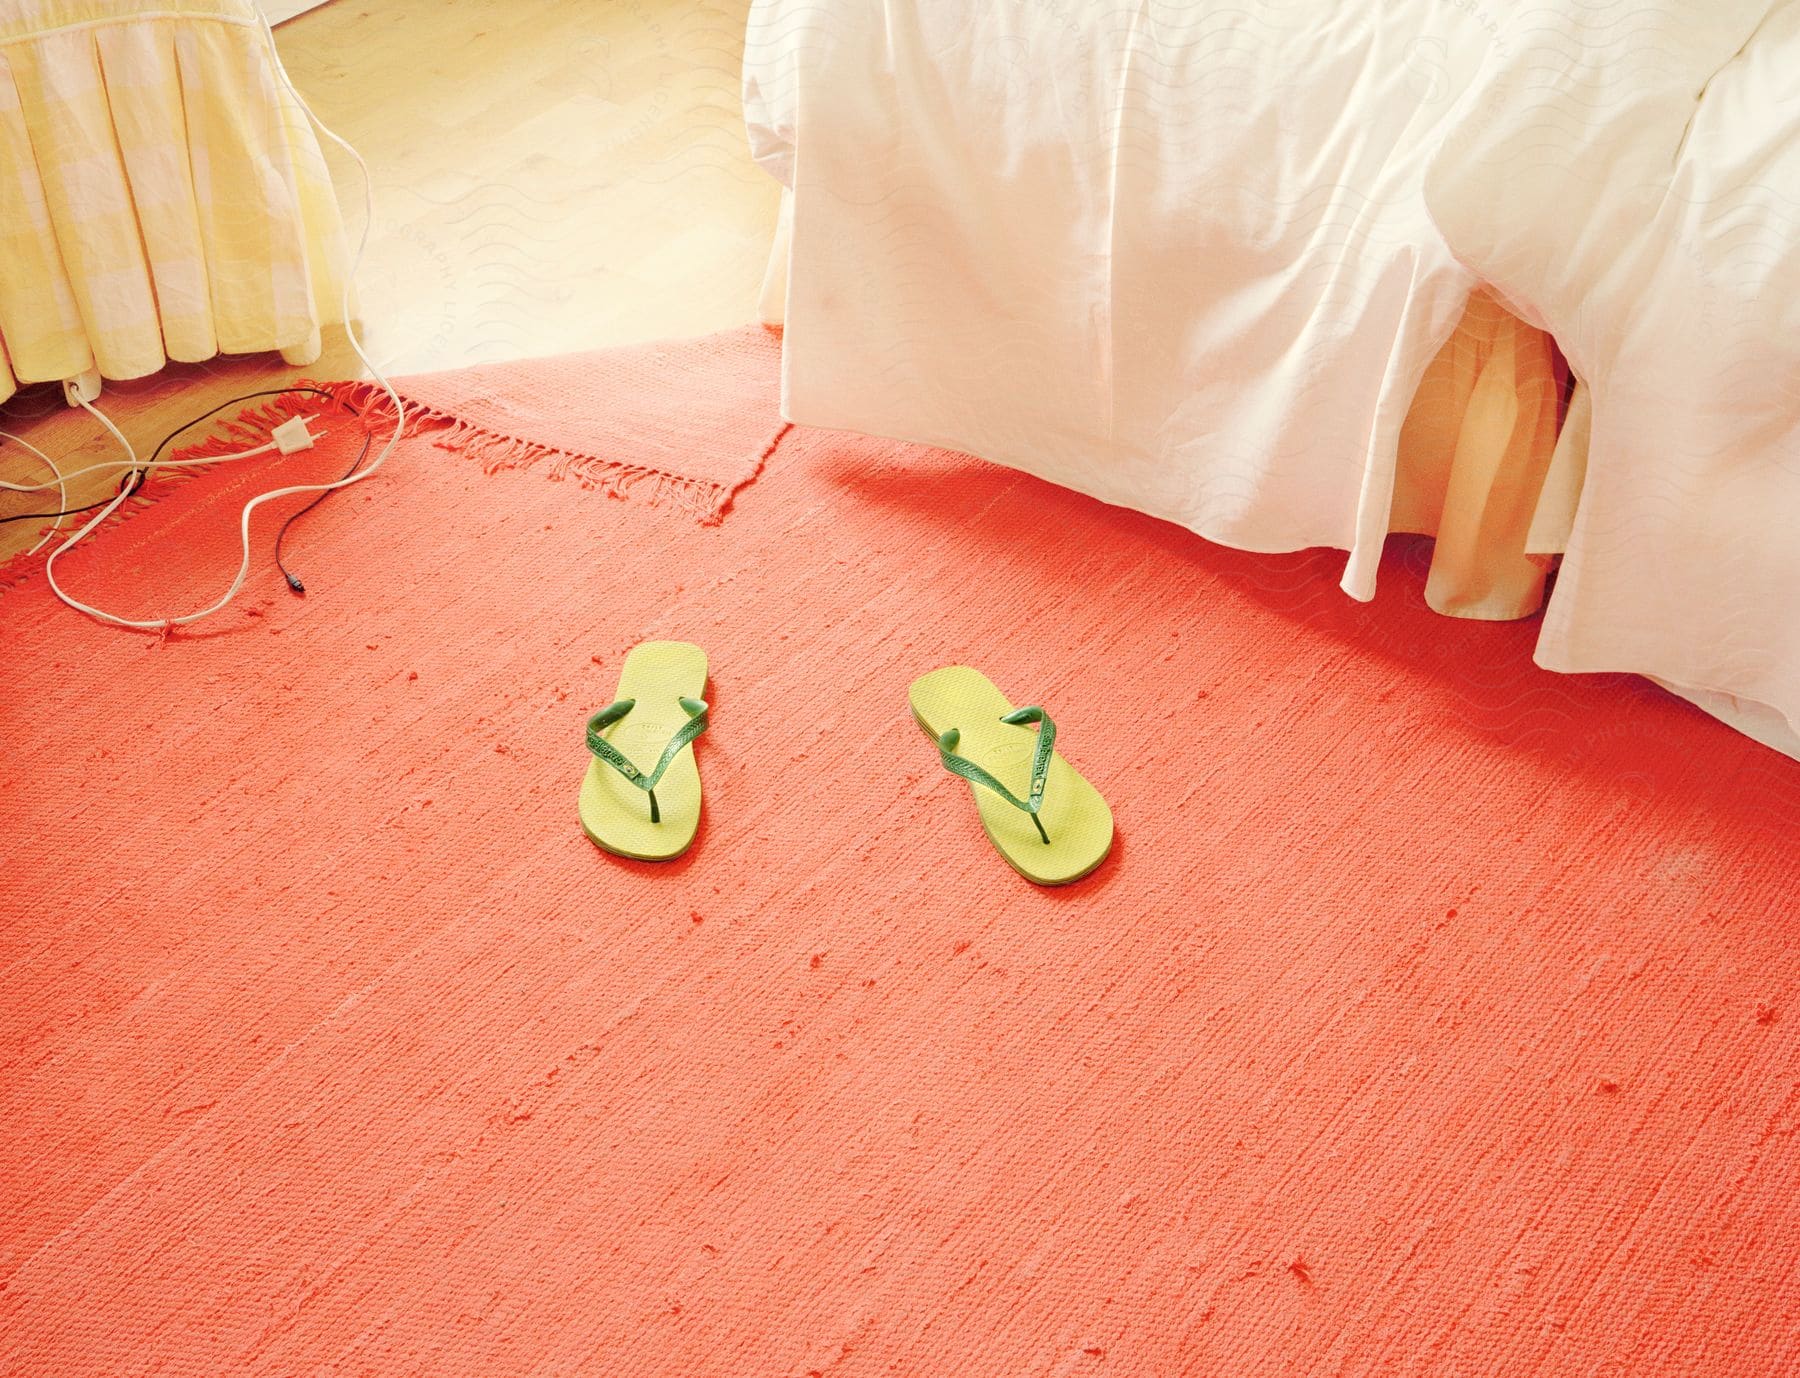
0, 0, 347, 404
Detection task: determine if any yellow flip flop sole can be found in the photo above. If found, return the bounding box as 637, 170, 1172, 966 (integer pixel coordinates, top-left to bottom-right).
580, 640, 708, 861
909, 665, 1112, 886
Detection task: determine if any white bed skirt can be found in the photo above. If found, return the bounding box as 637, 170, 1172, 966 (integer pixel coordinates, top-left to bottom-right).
744, 0, 1800, 761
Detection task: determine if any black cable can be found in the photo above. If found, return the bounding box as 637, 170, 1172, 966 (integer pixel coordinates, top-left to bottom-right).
1, 387, 368, 594
0, 467, 144, 525
274, 426, 370, 593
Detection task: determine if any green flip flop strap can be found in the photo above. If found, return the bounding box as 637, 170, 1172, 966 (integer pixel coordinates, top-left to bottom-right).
586, 696, 709, 823
933, 706, 1056, 843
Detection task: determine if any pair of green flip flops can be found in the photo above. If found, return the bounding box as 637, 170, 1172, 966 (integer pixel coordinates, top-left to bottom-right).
580, 641, 1114, 885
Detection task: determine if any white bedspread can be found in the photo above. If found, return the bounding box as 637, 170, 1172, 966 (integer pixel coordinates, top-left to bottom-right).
745, 0, 1493, 584
743, 0, 1800, 754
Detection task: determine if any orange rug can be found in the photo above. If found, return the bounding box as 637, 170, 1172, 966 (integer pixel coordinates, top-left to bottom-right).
2, 327, 1798, 1377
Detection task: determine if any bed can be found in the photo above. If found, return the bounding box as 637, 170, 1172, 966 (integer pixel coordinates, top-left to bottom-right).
742, 0, 1800, 759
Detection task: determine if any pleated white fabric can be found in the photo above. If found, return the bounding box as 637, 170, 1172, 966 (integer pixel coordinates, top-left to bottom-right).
745, 0, 1800, 753
1426, 0, 1800, 753
742, 0, 1567, 607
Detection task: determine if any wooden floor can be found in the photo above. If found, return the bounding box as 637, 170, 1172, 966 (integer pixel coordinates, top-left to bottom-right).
0, 0, 779, 564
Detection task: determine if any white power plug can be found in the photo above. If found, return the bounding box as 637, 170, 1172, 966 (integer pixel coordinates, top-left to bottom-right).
271, 414, 321, 454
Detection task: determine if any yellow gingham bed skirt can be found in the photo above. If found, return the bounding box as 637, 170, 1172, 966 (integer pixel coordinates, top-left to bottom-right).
0, 0, 348, 405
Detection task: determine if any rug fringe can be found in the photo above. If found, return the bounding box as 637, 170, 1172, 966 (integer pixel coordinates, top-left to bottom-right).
303, 379, 768, 525
0, 377, 794, 595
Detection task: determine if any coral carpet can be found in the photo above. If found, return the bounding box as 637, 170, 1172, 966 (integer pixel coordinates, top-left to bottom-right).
2, 327, 1798, 1377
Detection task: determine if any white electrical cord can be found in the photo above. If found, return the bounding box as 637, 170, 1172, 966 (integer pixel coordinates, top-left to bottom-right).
0, 427, 69, 557
0, 418, 322, 492
27, 13, 405, 631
